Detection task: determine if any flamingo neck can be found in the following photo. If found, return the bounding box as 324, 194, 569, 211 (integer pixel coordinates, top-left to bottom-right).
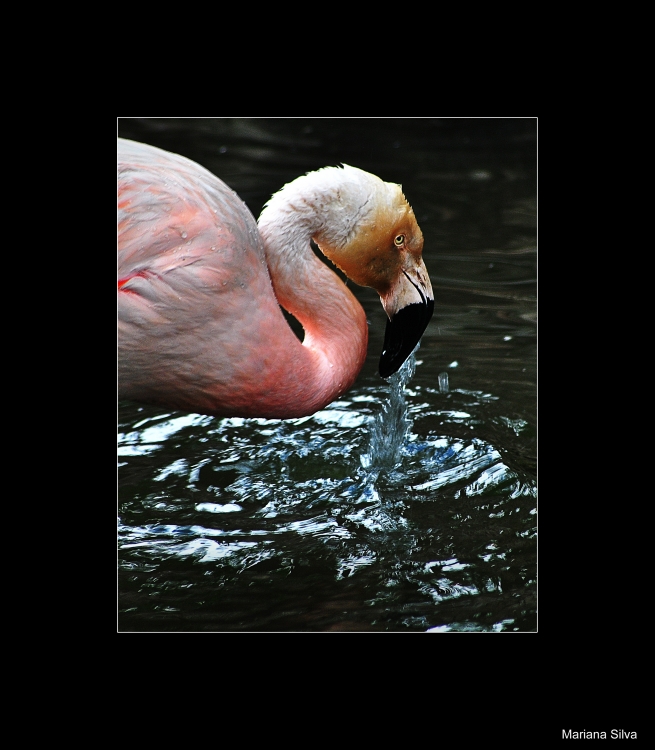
257, 193, 368, 417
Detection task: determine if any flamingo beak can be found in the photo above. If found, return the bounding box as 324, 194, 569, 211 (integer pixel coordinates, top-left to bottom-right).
379, 259, 434, 378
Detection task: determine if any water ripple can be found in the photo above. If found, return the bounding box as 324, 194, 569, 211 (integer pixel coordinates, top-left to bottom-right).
118, 360, 536, 631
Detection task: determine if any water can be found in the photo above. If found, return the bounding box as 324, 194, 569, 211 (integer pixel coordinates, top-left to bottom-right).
361, 350, 417, 475
117, 118, 537, 632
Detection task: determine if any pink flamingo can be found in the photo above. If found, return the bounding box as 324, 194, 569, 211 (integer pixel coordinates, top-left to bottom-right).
118, 139, 433, 418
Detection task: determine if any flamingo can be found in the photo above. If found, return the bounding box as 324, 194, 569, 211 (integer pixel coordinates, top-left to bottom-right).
117, 138, 434, 419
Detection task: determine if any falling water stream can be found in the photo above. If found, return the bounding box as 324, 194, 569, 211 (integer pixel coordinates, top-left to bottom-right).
362, 350, 417, 478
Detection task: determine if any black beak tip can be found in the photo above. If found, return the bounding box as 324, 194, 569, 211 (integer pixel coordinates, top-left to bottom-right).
378, 299, 434, 378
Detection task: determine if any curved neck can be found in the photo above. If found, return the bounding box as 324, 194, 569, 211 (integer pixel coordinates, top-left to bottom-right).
256, 205, 368, 417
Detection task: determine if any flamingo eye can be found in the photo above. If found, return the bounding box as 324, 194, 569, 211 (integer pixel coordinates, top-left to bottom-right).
394, 234, 405, 247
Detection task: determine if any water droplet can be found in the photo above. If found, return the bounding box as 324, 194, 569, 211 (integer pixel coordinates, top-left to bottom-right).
181, 231, 188, 239
438, 372, 449, 393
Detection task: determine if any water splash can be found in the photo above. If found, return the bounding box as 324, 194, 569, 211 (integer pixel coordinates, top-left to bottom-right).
360, 347, 417, 478
119, 359, 536, 631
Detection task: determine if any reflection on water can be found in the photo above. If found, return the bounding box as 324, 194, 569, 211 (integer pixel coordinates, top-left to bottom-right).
117, 118, 536, 632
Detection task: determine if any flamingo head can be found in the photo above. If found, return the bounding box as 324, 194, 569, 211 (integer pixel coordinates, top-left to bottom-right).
312, 165, 434, 378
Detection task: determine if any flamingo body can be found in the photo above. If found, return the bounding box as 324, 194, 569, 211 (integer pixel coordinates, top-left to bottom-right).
118, 139, 433, 418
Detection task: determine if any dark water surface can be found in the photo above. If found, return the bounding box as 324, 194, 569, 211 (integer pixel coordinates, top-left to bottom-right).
117, 118, 537, 632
